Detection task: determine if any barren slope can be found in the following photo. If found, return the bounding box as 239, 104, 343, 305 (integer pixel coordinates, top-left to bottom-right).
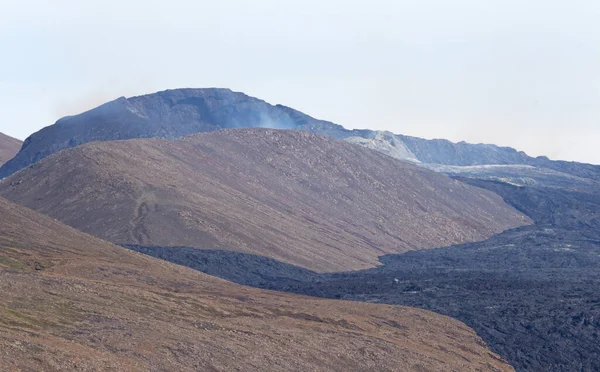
3, 88, 598, 184
0, 129, 530, 272
0, 132, 21, 166
343, 133, 600, 192
0, 196, 513, 371
0, 88, 346, 178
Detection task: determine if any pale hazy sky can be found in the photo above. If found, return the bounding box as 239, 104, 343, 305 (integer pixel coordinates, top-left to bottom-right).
1, 0, 599, 164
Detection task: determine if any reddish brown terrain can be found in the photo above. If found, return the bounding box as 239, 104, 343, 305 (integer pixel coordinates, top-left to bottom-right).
0, 196, 514, 371
0, 128, 530, 272
0, 133, 22, 166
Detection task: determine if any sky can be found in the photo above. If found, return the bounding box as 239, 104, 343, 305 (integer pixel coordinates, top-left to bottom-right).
1, 0, 599, 164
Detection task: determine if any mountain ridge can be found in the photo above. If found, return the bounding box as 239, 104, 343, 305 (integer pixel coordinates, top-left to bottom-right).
0, 128, 530, 272
2, 88, 598, 183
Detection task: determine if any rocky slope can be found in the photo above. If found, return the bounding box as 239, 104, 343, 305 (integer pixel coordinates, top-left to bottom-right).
422, 164, 600, 192
278, 181, 600, 372
2, 88, 598, 186
398, 135, 600, 181
0, 88, 349, 178
0, 196, 514, 371
139, 181, 600, 372
0, 129, 529, 272
345, 131, 420, 164
0, 132, 22, 166
342, 133, 600, 190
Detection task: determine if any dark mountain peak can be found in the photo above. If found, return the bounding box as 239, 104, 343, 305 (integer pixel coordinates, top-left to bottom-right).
149, 87, 236, 96
0, 88, 345, 178
129, 88, 257, 108
56, 96, 134, 124
2, 88, 599, 183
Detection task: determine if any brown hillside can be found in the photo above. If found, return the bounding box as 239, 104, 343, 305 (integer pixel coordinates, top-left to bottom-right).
0, 128, 530, 272
0, 196, 513, 371
0, 132, 22, 166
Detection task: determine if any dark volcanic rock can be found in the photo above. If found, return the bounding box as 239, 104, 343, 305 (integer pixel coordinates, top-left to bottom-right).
0, 89, 354, 178
276, 184, 600, 372
395, 135, 600, 181
123, 245, 320, 286
1, 196, 515, 371
344, 134, 600, 186
422, 164, 600, 192
131, 181, 600, 372
399, 136, 531, 166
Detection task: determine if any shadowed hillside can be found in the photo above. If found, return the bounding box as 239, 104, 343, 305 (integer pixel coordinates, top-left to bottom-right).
0, 196, 514, 371
0, 129, 529, 272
